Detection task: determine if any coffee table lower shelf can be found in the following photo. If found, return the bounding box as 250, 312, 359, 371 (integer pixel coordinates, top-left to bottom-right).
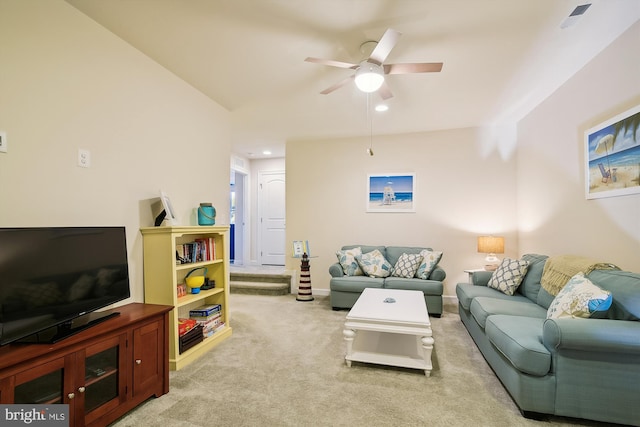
343, 328, 434, 376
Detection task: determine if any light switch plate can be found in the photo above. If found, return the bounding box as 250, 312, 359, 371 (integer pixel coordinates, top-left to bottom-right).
78, 149, 91, 168
0, 131, 7, 153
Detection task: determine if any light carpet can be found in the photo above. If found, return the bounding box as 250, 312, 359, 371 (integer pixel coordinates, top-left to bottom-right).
112, 294, 607, 427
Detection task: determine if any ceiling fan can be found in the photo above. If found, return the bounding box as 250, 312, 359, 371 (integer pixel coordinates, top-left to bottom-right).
305, 28, 443, 100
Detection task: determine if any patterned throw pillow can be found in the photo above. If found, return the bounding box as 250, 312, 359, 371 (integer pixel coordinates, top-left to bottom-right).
415, 250, 443, 279
392, 253, 423, 278
356, 249, 392, 278
336, 247, 364, 276
547, 272, 612, 319
487, 258, 530, 295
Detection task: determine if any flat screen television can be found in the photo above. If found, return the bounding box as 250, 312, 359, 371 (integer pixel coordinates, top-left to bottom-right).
0, 226, 131, 345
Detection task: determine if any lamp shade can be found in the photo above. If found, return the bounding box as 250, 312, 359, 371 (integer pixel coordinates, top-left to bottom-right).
354, 61, 384, 93
477, 236, 504, 254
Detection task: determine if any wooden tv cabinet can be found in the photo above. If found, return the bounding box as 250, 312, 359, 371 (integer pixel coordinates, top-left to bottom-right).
0, 303, 172, 427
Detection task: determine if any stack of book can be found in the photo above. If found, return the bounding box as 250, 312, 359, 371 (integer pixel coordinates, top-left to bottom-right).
178, 324, 203, 354
189, 304, 225, 338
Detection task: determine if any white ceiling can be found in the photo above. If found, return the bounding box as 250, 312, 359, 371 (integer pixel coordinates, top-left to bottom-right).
65, 0, 640, 158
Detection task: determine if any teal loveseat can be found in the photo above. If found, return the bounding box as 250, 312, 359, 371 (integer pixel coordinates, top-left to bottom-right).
456, 253, 640, 425
329, 245, 446, 316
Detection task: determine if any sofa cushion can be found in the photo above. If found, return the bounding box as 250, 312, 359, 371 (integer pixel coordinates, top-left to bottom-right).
456, 283, 529, 311
487, 258, 530, 295
517, 253, 548, 303
384, 277, 443, 296
336, 247, 364, 276
537, 287, 556, 309
547, 273, 612, 319
486, 315, 551, 377
330, 276, 385, 292
391, 253, 422, 278
385, 246, 424, 266
587, 270, 640, 321
470, 297, 547, 329
356, 249, 392, 278
416, 249, 443, 279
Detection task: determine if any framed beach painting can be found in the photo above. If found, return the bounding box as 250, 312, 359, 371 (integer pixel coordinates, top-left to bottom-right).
367, 173, 415, 213
585, 104, 640, 200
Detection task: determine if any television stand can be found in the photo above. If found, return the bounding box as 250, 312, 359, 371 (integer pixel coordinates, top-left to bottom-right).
0, 303, 172, 427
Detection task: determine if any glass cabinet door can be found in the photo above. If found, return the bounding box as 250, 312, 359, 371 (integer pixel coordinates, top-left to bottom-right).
84, 346, 118, 412
82, 334, 127, 424
13, 358, 66, 404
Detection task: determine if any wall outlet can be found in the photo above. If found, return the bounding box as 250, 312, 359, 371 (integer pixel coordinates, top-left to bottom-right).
78, 149, 91, 168
0, 131, 7, 153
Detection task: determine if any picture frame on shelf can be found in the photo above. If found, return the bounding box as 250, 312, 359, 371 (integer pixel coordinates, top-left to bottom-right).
367, 173, 416, 213
160, 190, 178, 225
292, 240, 310, 257
585, 104, 640, 200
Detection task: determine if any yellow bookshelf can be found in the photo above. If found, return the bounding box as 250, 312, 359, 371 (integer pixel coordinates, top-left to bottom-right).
140, 226, 232, 370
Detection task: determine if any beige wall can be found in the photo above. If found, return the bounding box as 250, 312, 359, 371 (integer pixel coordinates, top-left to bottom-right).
0, 1, 232, 303
517, 21, 640, 271
286, 128, 519, 298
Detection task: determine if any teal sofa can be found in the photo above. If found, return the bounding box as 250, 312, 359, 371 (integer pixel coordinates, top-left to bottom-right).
456, 253, 640, 425
329, 245, 446, 316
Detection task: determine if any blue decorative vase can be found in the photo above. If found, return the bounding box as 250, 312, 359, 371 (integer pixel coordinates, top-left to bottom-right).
197, 203, 216, 225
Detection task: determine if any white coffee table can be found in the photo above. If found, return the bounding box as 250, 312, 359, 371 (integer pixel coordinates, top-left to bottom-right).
343, 288, 434, 376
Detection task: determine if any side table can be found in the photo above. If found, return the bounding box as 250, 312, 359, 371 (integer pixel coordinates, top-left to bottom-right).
464, 268, 485, 283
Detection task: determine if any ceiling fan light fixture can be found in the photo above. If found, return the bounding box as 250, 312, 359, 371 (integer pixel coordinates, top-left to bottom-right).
354, 61, 384, 93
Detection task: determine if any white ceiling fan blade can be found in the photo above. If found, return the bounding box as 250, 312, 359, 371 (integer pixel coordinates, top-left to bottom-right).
320, 74, 355, 95
305, 57, 358, 69
378, 81, 393, 100
384, 62, 443, 74
369, 28, 401, 65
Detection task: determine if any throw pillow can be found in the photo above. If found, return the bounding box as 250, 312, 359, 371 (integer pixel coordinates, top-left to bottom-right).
336, 247, 364, 276
392, 253, 423, 278
356, 249, 392, 278
547, 272, 612, 319
415, 250, 443, 279
487, 258, 530, 296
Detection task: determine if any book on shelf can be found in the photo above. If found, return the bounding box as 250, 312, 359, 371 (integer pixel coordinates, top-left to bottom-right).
189, 304, 222, 317
203, 322, 226, 338
178, 318, 198, 337
191, 311, 222, 322
175, 238, 217, 264
195, 315, 223, 330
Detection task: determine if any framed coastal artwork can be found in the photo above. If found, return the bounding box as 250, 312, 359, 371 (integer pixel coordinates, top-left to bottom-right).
585, 104, 640, 200
367, 173, 415, 213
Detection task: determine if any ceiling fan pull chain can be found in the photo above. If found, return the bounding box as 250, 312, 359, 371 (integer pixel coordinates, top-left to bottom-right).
367, 93, 374, 156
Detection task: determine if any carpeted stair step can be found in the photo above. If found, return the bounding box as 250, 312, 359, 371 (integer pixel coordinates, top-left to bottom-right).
229, 271, 292, 296
230, 272, 292, 284
229, 280, 290, 296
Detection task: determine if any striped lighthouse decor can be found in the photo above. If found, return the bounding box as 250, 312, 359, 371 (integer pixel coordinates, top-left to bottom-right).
296, 253, 314, 301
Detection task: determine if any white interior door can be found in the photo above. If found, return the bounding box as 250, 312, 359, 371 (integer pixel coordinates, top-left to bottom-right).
258, 171, 285, 265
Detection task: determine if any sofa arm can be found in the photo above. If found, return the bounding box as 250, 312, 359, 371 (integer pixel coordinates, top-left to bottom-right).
429, 266, 446, 281
329, 263, 344, 278
471, 271, 493, 286
543, 318, 640, 354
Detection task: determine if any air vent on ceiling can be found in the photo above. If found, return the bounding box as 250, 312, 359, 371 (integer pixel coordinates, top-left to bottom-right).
561, 3, 592, 29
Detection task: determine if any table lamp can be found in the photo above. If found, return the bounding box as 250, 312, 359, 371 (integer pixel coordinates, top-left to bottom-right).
477, 236, 504, 271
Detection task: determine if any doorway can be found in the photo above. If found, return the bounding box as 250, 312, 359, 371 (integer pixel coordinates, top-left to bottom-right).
230, 169, 247, 265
